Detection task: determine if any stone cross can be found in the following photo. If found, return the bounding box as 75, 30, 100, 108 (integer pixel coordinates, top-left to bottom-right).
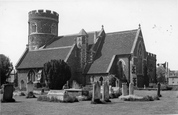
122, 83, 128, 96
129, 82, 134, 95
2, 84, 15, 102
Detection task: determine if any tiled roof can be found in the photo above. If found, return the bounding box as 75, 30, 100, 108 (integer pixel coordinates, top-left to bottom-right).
17, 47, 72, 69
87, 29, 138, 74
46, 31, 99, 48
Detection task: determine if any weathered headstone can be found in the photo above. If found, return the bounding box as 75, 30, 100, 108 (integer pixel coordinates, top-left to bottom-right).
157, 82, 161, 97
26, 81, 36, 98
109, 85, 114, 94
129, 82, 134, 95
102, 81, 111, 102
20, 80, 26, 90
115, 79, 120, 87
91, 81, 102, 104
72, 80, 80, 89
122, 83, 128, 96
1, 84, 15, 102
144, 85, 146, 89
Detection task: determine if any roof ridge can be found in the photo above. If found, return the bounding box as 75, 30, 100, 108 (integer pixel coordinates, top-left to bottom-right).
106, 29, 138, 35
30, 46, 72, 52
58, 30, 100, 37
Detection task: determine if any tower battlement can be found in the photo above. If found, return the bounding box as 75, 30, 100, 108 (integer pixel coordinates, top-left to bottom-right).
146, 52, 156, 59
29, 10, 59, 22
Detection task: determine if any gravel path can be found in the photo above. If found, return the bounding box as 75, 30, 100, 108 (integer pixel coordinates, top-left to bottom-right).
1, 90, 178, 115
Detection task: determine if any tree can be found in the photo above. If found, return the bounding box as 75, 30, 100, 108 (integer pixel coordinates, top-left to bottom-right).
156, 66, 166, 83
0, 54, 13, 85
42, 59, 71, 89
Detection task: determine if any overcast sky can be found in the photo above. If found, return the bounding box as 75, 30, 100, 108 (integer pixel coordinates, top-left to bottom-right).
0, 0, 178, 70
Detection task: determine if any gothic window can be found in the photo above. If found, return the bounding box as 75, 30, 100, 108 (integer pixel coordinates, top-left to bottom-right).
51, 23, 57, 35
137, 42, 144, 74
31, 23, 37, 33
99, 77, 103, 85
116, 59, 126, 81
27, 69, 35, 82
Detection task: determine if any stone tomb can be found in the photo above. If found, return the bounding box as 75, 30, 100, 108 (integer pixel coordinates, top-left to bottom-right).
91, 81, 102, 104
65, 89, 83, 97
47, 90, 69, 102
26, 81, 36, 98
1, 84, 15, 102
101, 81, 111, 102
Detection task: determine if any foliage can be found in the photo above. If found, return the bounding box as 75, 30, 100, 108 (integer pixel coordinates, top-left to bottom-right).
156, 66, 166, 83
42, 59, 71, 90
0, 54, 13, 86
108, 75, 116, 87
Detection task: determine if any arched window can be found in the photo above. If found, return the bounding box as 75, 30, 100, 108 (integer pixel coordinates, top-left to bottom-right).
51, 23, 57, 35
31, 23, 37, 33
27, 69, 35, 82
116, 59, 126, 80
99, 77, 103, 85
137, 42, 144, 74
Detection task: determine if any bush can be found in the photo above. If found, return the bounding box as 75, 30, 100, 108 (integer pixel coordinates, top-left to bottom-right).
42, 59, 71, 90
19, 92, 25, 96
119, 95, 158, 101
142, 95, 154, 101
153, 95, 160, 100
37, 95, 51, 102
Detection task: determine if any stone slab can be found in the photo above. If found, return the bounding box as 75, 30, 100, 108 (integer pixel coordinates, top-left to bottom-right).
47, 90, 69, 101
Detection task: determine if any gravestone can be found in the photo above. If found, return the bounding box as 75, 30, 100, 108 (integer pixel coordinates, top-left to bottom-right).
26, 81, 36, 98
72, 80, 80, 89
157, 82, 161, 97
115, 79, 120, 87
102, 81, 111, 102
129, 82, 134, 95
122, 83, 128, 96
109, 85, 114, 94
20, 80, 26, 90
1, 84, 15, 102
91, 81, 102, 104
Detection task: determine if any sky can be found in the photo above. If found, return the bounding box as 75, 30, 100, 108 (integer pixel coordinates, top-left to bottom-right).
0, 0, 178, 70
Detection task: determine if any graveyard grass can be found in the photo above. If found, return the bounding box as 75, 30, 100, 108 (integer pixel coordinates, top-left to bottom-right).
1, 90, 178, 115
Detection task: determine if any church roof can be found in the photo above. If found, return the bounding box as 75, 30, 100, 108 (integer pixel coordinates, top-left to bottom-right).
16, 47, 72, 69
87, 29, 138, 74
45, 31, 99, 48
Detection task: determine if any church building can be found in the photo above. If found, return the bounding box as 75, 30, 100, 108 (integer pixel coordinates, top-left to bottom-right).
16, 10, 156, 89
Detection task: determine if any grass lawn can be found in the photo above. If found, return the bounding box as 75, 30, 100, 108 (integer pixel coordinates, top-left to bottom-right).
1, 90, 178, 115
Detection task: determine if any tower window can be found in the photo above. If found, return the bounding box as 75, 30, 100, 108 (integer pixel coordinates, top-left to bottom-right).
31, 23, 37, 33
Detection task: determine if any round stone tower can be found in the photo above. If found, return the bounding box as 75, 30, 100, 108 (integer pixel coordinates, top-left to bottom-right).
28, 10, 59, 50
